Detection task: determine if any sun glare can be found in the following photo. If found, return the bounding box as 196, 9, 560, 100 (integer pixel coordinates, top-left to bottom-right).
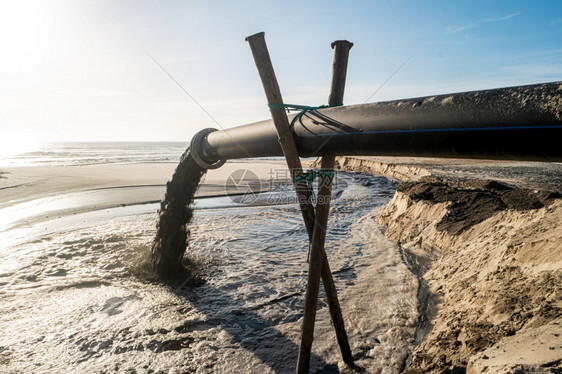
0, 0, 65, 80
0, 1, 57, 47
0, 1, 64, 161
0, 135, 43, 159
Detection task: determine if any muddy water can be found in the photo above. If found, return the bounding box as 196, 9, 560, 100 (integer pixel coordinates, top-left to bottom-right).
0, 170, 419, 373
150, 149, 206, 280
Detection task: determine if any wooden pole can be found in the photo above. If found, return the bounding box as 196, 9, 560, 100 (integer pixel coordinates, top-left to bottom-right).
328, 40, 354, 108
245, 32, 315, 235
297, 156, 335, 373
322, 39, 354, 365
245, 32, 354, 372
297, 40, 355, 373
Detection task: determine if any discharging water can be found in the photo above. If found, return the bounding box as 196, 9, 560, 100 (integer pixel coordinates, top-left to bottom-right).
150, 149, 206, 281
0, 153, 419, 373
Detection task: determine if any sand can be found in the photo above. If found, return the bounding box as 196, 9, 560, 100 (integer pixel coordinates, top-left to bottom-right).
0, 160, 289, 248
333, 156, 562, 373
3, 157, 560, 372
0, 161, 287, 209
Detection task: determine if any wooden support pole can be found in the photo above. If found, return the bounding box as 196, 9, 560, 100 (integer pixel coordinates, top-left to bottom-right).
245, 32, 354, 372
297, 156, 335, 373
297, 40, 355, 373
328, 40, 354, 108
322, 39, 354, 365
245, 32, 314, 235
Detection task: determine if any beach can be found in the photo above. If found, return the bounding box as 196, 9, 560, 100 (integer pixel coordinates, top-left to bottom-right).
3, 0, 562, 371
1, 150, 560, 373
0, 151, 417, 373
0, 161, 293, 208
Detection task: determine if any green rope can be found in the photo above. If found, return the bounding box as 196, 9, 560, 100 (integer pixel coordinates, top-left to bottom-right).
293, 169, 332, 203
268, 103, 343, 141
292, 169, 335, 262
293, 169, 334, 185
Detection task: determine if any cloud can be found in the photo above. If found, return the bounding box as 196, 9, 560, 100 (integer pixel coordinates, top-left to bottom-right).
489, 13, 520, 22
446, 12, 520, 34
550, 18, 562, 25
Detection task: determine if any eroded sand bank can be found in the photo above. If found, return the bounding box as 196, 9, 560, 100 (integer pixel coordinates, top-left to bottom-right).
335, 156, 562, 373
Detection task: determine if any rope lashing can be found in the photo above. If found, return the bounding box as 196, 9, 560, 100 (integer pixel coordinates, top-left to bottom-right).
268, 103, 343, 141
293, 169, 336, 262
293, 169, 335, 201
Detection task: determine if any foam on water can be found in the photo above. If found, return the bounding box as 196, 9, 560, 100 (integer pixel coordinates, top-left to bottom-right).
0, 142, 189, 167
0, 171, 419, 373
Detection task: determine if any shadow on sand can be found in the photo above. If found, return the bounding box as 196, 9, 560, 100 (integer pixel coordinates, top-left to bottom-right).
170, 280, 340, 373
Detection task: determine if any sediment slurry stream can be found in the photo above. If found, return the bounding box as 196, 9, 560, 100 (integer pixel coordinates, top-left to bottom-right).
151, 149, 207, 281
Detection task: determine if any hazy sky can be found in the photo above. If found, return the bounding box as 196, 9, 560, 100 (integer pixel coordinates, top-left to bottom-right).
1, 0, 561, 150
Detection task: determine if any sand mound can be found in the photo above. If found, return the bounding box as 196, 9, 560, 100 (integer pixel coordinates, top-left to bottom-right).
378, 178, 562, 373
332, 157, 431, 182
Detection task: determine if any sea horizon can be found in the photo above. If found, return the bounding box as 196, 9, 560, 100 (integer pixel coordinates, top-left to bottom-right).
0, 141, 190, 168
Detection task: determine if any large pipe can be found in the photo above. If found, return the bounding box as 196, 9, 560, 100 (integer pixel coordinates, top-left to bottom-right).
192, 81, 562, 165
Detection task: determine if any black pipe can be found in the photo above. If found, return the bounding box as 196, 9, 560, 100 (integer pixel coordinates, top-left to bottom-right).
194, 81, 562, 164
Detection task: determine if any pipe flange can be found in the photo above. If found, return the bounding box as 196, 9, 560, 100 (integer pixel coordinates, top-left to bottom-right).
190, 128, 226, 170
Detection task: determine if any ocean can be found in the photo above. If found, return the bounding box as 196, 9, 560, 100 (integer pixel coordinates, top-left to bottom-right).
0, 142, 419, 373
0, 142, 190, 167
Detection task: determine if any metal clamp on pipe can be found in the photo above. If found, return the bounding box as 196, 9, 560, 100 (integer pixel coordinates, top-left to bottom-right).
190, 128, 227, 169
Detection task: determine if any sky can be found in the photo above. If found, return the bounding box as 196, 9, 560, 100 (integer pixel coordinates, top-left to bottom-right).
0, 0, 561, 151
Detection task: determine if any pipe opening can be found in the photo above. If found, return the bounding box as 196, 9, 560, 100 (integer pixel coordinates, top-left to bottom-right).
190, 128, 227, 169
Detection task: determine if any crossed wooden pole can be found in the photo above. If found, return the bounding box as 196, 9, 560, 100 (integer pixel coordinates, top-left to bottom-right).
245, 32, 355, 373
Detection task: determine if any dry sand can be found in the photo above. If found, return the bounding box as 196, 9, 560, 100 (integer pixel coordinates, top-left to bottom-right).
334, 156, 562, 373
0, 161, 287, 210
